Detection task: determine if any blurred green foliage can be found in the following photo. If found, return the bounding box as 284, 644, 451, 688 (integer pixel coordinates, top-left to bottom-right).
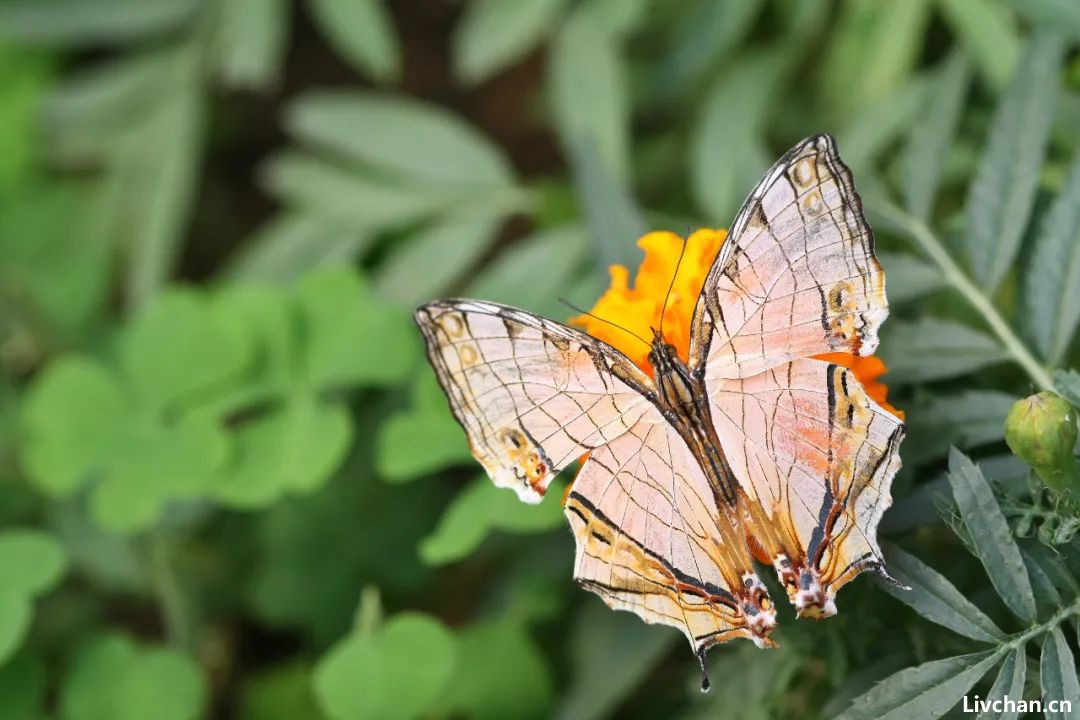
0, 0, 1079, 718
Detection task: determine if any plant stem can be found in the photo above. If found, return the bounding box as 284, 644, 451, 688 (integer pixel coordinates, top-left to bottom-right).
877, 201, 1056, 392
150, 532, 192, 652
1002, 595, 1080, 651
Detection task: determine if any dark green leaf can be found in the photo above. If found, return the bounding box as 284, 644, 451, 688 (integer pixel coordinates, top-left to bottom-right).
566, 135, 643, 270
1024, 147, 1080, 364
964, 33, 1064, 290
947, 448, 1037, 623
1055, 369, 1080, 405
880, 319, 1006, 383
880, 544, 1005, 643
0, 652, 46, 720
903, 391, 1015, 465
1039, 627, 1080, 720
835, 650, 1000, 720
976, 646, 1026, 720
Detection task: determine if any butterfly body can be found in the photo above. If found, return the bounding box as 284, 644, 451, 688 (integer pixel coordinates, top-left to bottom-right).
414, 135, 905, 667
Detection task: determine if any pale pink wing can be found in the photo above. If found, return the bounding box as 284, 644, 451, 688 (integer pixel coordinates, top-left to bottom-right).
415, 300, 657, 503
709, 358, 904, 615
564, 419, 776, 654
689, 134, 888, 380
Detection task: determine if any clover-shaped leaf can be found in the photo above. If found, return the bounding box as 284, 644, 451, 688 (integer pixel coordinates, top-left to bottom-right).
314, 605, 457, 720
419, 477, 566, 565
376, 370, 473, 482
0, 530, 67, 663
60, 634, 205, 720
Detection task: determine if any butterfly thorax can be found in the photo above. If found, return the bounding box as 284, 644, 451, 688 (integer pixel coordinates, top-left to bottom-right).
647, 335, 739, 507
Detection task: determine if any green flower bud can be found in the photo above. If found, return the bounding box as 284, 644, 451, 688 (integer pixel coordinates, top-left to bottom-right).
1004, 391, 1079, 496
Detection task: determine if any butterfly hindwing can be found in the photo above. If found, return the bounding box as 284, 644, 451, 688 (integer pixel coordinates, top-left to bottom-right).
414, 300, 657, 503
690, 134, 888, 380
708, 358, 904, 614
565, 420, 775, 651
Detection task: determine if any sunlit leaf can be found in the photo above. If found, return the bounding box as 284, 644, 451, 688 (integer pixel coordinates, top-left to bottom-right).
1024, 147, 1080, 364
453, 0, 567, 85
880, 544, 1004, 642
306, 0, 400, 82
835, 650, 1000, 720
314, 612, 457, 720
947, 449, 1036, 623
963, 33, 1064, 290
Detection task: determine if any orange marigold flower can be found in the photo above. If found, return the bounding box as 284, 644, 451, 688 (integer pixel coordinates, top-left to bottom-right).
571, 229, 903, 419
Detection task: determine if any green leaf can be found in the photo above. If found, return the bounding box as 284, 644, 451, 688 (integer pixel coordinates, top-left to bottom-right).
904, 391, 1015, 465
835, 650, 1000, 720
1009, 0, 1080, 41
0, 652, 46, 720
466, 224, 590, 316
373, 209, 504, 307
1024, 147, 1080, 364
0, 530, 67, 663
880, 318, 1007, 383
820, 0, 932, 123
976, 645, 1026, 720
21, 358, 128, 496
964, 33, 1064, 290
306, 0, 400, 82
901, 51, 970, 221
1055, 368, 1080, 406
215, 0, 287, 90
453, 0, 567, 85
947, 448, 1037, 624
556, 602, 676, 720
566, 133, 644, 270
838, 75, 929, 175
119, 289, 252, 413
877, 251, 946, 303
294, 266, 416, 388
376, 410, 474, 482
226, 213, 373, 283
938, 0, 1020, 91
314, 612, 457, 720
1039, 627, 1080, 720
0, 0, 198, 46
691, 52, 784, 223
216, 397, 353, 508
549, 7, 629, 182
419, 478, 566, 565
287, 91, 513, 187
260, 152, 451, 228
60, 634, 206, 720
880, 545, 1005, 642
238, 662, 325, 720
440, 619, 553, 719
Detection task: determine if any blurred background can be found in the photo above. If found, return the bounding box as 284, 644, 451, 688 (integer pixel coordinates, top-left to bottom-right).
1, 0, 1080, 718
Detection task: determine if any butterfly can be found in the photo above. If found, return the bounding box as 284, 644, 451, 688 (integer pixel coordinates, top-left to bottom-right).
414, 134, 904, 688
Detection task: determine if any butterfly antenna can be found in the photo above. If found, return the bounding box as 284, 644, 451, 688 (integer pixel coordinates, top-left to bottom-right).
558, 298, 652, 349
657, 234, 690, 339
